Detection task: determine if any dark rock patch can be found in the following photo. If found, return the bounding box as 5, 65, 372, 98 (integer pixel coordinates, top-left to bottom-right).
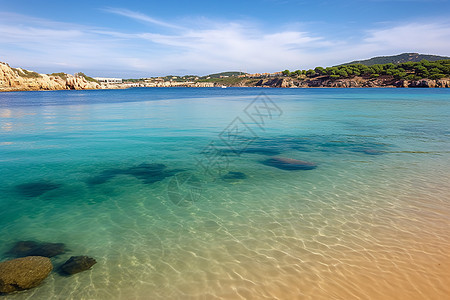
0, 256, 53, 294
127, 163, 182, 184
221, 171, 247, 181
27, 243, 65, 258
87, 163, 184, 185
16, 181, 61, 197
262, 157, 317, 170
7, 241, 65, 258
59, 256, 97, 275
7, 241, 39, 257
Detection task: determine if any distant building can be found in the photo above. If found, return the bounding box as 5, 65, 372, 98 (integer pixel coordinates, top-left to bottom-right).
93, 77, 122, 84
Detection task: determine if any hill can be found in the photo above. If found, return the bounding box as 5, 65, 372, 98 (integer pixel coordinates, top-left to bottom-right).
339, 53, 450, 66
202, 71, 246, 78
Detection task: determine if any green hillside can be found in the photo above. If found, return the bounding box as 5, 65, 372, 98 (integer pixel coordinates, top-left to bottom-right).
339, 53, 450, 66
202, 71, 246, 78
282, 59, 450, 81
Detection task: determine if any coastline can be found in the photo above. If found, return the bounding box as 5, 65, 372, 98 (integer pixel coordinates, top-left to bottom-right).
2, 75, 449, 92
2, 60, 449, 92
2, 84, 449, 93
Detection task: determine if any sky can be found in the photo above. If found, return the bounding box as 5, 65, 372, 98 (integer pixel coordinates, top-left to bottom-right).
1, 0, 450, 77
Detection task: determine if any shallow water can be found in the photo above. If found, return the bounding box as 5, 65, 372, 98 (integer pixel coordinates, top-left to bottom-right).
0, 88, 449, 299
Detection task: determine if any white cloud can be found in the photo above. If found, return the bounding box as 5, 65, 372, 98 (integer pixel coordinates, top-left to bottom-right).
320, 22, 450, 66
103, 8, 184, 30
0, 10, 449, 77
364, 22, 450, 54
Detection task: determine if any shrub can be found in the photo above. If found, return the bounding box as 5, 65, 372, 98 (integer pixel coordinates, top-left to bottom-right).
75, 72, 99, 83
49, 72, 68, 80
13, 68, 41, 78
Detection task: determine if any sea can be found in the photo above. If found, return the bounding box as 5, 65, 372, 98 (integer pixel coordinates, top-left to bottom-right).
0, 87, 449, 299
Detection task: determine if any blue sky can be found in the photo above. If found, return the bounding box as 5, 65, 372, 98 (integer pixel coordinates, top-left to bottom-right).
1, 0, 450, 77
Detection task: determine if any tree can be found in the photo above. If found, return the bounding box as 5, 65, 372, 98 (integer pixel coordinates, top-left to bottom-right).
314, 67, 325, 75
338, 69, 348, 77
325, 67, 338, 76
306, 69, 316, 77
430, 73, 445, 80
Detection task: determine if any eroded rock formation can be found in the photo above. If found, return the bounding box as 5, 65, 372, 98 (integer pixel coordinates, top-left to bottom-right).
0, 62, 100, 92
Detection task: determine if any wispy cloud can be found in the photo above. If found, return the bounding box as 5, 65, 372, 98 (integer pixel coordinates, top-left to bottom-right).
103, 8, 184, 30
0, 10, 449, 77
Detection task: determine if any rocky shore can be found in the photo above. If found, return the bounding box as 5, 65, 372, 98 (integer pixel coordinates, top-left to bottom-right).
0, 62, 101, 92
2, 61, 449, 92
251, 76, 450, 88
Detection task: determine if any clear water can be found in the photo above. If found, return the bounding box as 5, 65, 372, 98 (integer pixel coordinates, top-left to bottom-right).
0, 88, 449, 299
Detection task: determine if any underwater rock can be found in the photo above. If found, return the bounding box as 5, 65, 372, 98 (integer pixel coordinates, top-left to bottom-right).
127, 163, 177, 184
27, 243, 66, 258
16, 181, 61, 197
59, 256, 97, 275
87, 163, 183, 185
7, 241, 39, 257
0, 256, 53, 294
8, 241, 65, 258
221, 171, 247, 181
262, 157, 317, 170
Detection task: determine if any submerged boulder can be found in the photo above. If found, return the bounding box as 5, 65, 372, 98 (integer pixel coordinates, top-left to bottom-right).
126, 163, 175, 184
59, 256, 97, 275
27, 243, 66, 258
87, 163, 183, 185
8, 241, 65, 258
7, 241, 39, 257
262, 157, 317, 170
16, 181, 61, 197
0, 256, 53, 294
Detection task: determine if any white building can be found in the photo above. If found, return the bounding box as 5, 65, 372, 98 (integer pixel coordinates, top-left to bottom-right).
93, 77, 122, 84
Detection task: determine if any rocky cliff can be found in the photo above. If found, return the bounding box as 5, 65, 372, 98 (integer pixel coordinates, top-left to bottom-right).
253, 76, 450, 88
0, 62, 101, 92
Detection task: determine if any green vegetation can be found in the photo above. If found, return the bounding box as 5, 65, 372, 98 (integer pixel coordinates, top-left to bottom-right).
75, 72, 99, 83
282, 59, 450, 81
340, 53, 450, 66
159, 75, 198, 82
201, 71, 246, 79
12, 68, 41, 78
49, 72, 68, 80
123, 78, 145, 83
198, 76, 255, 85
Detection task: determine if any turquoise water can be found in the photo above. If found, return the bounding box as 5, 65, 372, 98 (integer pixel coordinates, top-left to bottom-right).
1, 88, 449, 299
